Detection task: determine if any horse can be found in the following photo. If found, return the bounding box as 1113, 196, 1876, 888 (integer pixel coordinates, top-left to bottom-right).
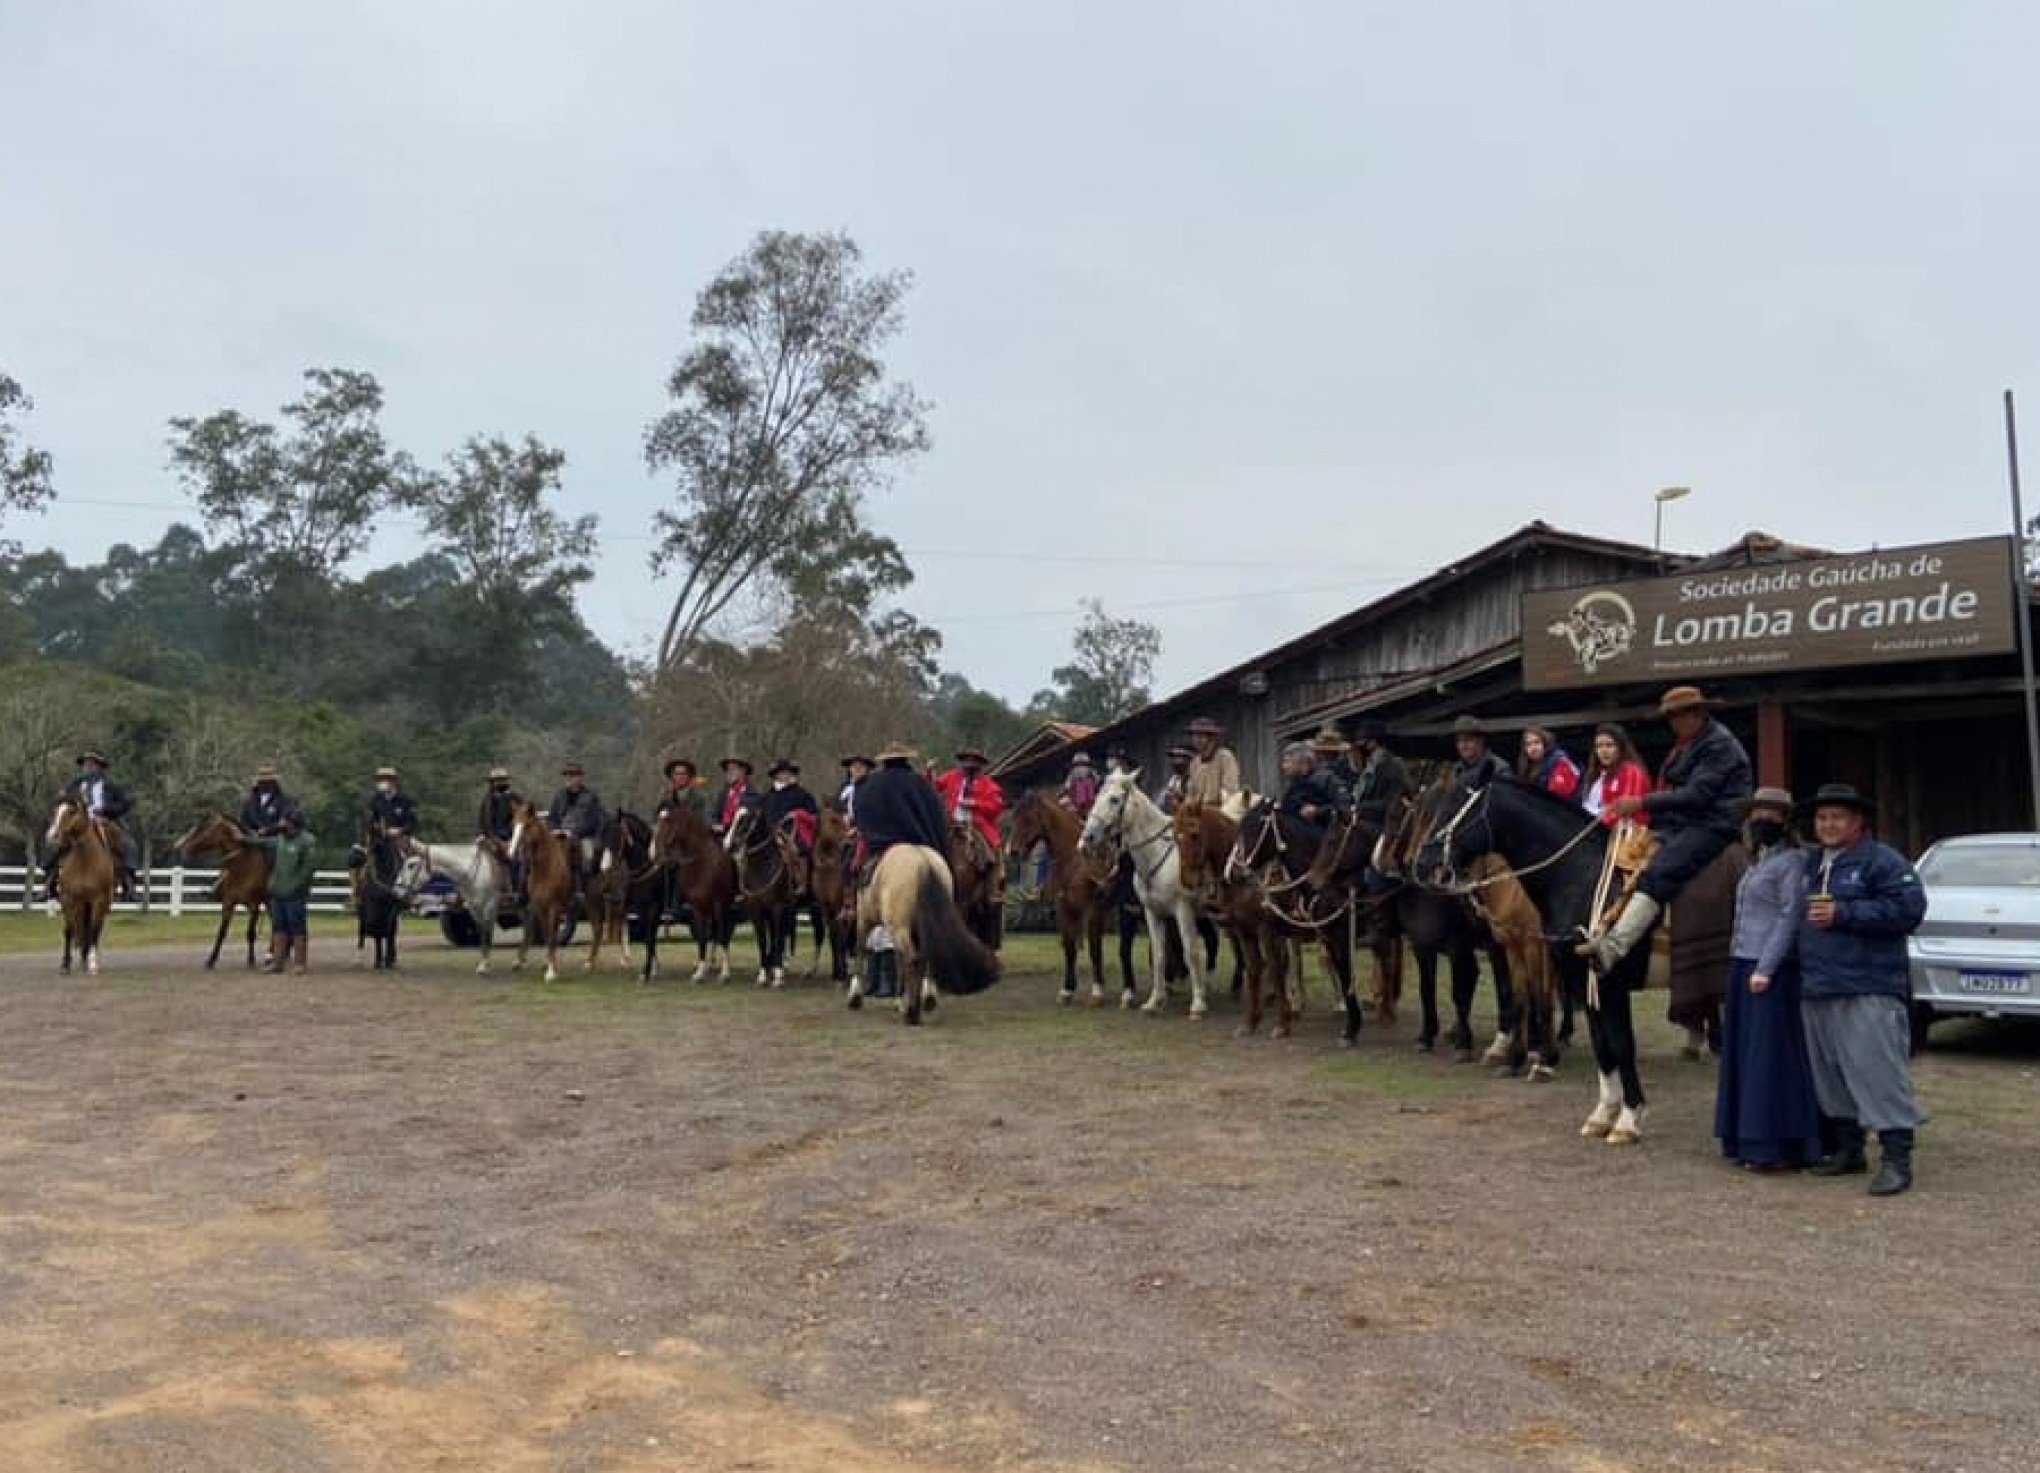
1173, 800, 1298, 1037
808, 806, 855, 982
848, 843, 1001, 1023
410, 838, 518, 974
725, 793, 805, 987
1078, 769, 1211, 1018
650, 801, 739, 983
947, 820, 1005, 953
351, 823, 423, 972
1226, 802, 1365, 1045
45, 800, 116, 976
1006, 790, 1119, 1005
1376, 780, 1520, 1063
508, 801, 576, 983
587, 810, 662, 975
1420, 776, 1661, 1143
172, 812, 270, 969
1304, 809, 1405, 1023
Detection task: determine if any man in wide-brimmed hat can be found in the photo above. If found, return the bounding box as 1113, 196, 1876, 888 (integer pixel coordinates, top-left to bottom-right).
836, 754, 873, 825
657, 759, 707, 823
935, 745, 1007, 933
1586, 685, 1754, 972
762, 758, 820, 857
547, 761, 606, 897
1185, 716, 1241, 807
240, 762, 298, 839
1449, 715, 1510, 789
476, 767, 521, 846
712, 756, 754, 836
1157, 743, 1196, 816
1310, 726, 1357, 809
1346, 717, 1410, 826
1794, 782, 1928, 1196
364, 764, 417, 840
49, 749, 138, 901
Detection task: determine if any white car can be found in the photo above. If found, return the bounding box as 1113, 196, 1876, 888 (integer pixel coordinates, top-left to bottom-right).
1907, 832, 2040, 1046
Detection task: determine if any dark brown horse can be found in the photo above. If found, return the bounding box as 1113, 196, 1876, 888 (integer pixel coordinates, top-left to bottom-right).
808, 805, 854, 982
173, 812, 271, 970
947, 821, 1004, 953
725, 793, 805, 987
1304, 808, 1404, 1023
651, 800, 739, 983
587, 810, 661, 976
1173, 800, 1297, 1036
1007, 790, 1116, 1004
45, 799, 116, 976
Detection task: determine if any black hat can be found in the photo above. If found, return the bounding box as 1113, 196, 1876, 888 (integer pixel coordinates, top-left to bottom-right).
663, 758, 695, 778
954, 746, 988, 765
720, 756, 754, 775
841, 753, 874, 769
1166, 743, 1195, 759
561, 761, 585, 776
1805, 782, 1876, 816
768, 758, 800, 778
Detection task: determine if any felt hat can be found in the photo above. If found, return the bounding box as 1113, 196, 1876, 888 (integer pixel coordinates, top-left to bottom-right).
1451, 715, 1485, 737
561, 761, 585, 776
1805, 782, 1875, 816
955, 746, 988, 765
841, 754, 874, 769
1351, 718, 1388, 743
77, 750, 109, 766
663, 758, 695, 778
768, 758, 800, 778
1747, 786, 1794, 815
1658, 685, 1717, 717
719, 756, 755, 774
1187, 717, 1224, 737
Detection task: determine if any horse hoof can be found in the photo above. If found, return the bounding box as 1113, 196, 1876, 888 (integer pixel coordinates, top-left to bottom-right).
1527, 1063, 1557, 1084
1414, 1038, 1434, 1054
1339, 1034, 1358, 1050
1120, 992, 1138, 1011
1187, 1006, 1207, 1021
1058, 989, 1074, 1007
847, 993, 864, 1011
1606, 1126, 1641, 1146
1234, 1023, 1255, 1039
1581, 1119, 1612, 1138
1140, 1001, 1164, 1016
1272, 1026, 1292, 1040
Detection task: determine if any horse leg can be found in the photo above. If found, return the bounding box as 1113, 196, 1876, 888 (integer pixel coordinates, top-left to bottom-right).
901, 944, 924, 1026
1116, 908, 1140, 1008
1177, 900, 1210, 1020
206, 905, 232, 970
1328, 926, 1361, 1048
89, 899, 109, 975
1237, 924, 1264, 1037
59, 912, 74, 974
1085, 905, 1106, 1003
245, 905, 262, 969
1601, 982, 1647, 1143
1448, 939, 1480, 1061
1138, 905, 1172, 1015
1480, 939, 1518, 1067
1058, 915, 1080, 1003
1413, 944, 1441, 1052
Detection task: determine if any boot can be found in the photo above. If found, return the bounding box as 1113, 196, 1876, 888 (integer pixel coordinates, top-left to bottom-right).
118, 868, 138, 904
1578, 892, 1661, 974
1869, 1128, 1914, 1196
1810, 1120, 1868, 1176
260, 934, 287, 974
291, 935, 309, 975
868, 949, 900, 999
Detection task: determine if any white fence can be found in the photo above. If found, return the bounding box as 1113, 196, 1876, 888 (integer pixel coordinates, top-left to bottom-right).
0, 865, 357, 916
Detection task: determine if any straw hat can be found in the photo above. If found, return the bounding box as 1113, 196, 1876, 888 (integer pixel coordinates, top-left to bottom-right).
1658, 685, 1717, 717
1747, 786, 1794, 815
374, 765, 398, 781
877, 741, 918, 765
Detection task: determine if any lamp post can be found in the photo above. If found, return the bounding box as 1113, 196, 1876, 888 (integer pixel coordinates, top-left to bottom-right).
1653, 484, 1691, 553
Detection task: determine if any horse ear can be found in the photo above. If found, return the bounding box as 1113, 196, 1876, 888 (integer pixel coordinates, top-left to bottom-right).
1127, 767, 1143, 782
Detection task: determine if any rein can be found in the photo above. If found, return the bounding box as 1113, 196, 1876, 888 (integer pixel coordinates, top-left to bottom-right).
1424, 785, 1605, 896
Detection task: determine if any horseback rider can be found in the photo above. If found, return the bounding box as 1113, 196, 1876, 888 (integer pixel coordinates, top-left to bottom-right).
1157, 745, 1194, 815
1186, 717, 1242, 806
934, 745, 1006, 912
239, 763, 298, 837
1449, 716, 1511, 788
762, 759, 820, 861
850, 742, 949, 1000
658, 758, 708, 820
1276, 740, 1346, 836
1585, 685, 1754, 973
364, 765, 417, 838
837, 755, 873, 826
1062, 751, 1103, 816
1310, 727, 1356, 809
712, 757, 754, 837
477, 766, 523, 901
547, 761, 605, 900
1518, 726, 1583, 801
1346, 718, 1410, 827
47, 750, 138, 902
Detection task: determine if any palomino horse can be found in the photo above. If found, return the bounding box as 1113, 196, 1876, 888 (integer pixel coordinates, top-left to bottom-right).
1006, 790, 1117, 1005
808, 806, 854, 983
1078, 769, 1210, 1018
587, 811, 661, 975
508, 801, 576, 982
1226, 802, 1364, 1045
1173, 800, 1297, 1036
173, 812, 270, 969
848, 843, 1001, 1024
45, 800, 116, 975
725, 793, 805, 987
1421, 777, 1666, 1144
650, 801, 738, 983
411, 838, 516, 974
1376, 780, 1520, 1062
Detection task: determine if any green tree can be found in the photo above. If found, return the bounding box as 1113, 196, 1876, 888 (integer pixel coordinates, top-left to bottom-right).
643, 231, 930, 677
1041, 599, 1162, 727
409, 434, 596, 622
0, 369, 57, 548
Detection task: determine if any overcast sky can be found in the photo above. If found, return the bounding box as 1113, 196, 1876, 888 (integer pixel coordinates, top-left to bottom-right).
4, 2, 2037, 705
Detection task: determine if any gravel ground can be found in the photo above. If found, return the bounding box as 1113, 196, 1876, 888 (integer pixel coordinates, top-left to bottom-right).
1, 932, 2035, 1472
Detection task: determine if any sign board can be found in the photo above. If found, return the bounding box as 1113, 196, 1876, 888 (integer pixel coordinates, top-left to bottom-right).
1523, 536, 2021, 691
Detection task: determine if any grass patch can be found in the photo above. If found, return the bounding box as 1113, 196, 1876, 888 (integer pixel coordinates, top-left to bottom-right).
0, 910, 246, 956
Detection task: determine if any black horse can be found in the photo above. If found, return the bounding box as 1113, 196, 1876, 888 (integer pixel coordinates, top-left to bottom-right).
1418, 776, 1657, 1143
351, 826, 417, 972
1229, 802, 1366, 1046
592, 810, 671, 983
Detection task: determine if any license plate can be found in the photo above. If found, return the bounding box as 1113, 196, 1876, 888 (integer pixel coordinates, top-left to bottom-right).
1959, 970, 2032, 995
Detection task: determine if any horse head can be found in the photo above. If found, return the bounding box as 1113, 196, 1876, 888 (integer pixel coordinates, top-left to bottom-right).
45, 799, 89, 848
1413, 781, 1494, 890
1171, 799, 1230, 889
1078, 768, 1141, 857
173, 812, 244, 863
507, 802, 541, 861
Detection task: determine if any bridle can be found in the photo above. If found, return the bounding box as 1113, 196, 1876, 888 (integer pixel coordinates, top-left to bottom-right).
1420, 782, 1604, 896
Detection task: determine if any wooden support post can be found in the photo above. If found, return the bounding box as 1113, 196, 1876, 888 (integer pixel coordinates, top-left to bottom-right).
1756, 700, 1791, 789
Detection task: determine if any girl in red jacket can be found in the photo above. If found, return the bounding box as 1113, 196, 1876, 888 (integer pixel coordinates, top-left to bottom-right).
1518, 726, 1582, 801
1580, 723, 1651, 827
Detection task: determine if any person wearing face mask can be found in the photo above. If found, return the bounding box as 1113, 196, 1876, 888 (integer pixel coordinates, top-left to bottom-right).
365, 765, 417, 839
477, 767, 523, 901
1713, 788, 1825, 1173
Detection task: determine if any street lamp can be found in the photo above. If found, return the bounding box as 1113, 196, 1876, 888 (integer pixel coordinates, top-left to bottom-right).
1654, 485, 1691, 552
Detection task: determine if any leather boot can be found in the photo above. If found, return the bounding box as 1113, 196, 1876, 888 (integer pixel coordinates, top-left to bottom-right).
291, 935, 310, 975
1869, 1128, 1914, 1196
1578, 892, 1661, 974
1811, 1120, 1868, 1176
261, 934, 286, 974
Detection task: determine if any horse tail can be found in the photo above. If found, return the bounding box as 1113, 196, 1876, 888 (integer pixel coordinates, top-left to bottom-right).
912, 861, 1001, 996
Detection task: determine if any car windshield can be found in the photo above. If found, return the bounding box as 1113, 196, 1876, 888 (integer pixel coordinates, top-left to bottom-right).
1920, 844, 2040, 888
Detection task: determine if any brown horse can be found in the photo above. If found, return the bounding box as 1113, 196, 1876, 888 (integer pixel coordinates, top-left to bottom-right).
1305, 808, 1405, 1023
508, 801, 575, 982
947, 821, 1004, 953
45, 800, 116, 976
808, 806, 854, 982
849, 843, 1000, 1024
1464, 855, 1563, 1080
1173, 800, 1297, 1036
651, 800, 739, 983
1006, 790, 1117, 1005
173, 812, 271, 970
586, 811, 660, 975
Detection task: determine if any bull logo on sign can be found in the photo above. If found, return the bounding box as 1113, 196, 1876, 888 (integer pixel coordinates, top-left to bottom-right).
1547, 590, 1639, 676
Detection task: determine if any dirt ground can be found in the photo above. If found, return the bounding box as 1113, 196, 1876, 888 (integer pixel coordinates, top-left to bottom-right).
2, 928, 2036, 1473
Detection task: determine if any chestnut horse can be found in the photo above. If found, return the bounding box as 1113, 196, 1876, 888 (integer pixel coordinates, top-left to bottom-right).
1006, 790, 1116, 1005
45, 800, 116, 976
173, 812, 270, 969
651, 800, 739, 983
808, 806, 854, 982
508, 800, 575, 982
1226, 802, 1365, 1045
1173, 800, 1297, 1036
947, 821, 1004, 953
848, 843, 1000, 1024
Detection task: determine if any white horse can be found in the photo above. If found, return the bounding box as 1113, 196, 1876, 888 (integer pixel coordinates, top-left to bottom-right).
1079, 768, 1210, 1019
411, 839, 512, 975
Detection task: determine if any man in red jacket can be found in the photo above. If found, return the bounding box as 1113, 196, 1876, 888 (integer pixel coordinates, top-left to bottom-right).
934, 746, 1006, 913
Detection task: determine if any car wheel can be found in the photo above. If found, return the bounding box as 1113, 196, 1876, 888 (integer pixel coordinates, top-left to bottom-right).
440, 910, 483, 949
1908, 1002, 1935, 1056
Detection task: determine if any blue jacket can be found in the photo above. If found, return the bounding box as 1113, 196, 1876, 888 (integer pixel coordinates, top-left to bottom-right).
1643, 719, 1752, 838
1796, 837, 1928, 1001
